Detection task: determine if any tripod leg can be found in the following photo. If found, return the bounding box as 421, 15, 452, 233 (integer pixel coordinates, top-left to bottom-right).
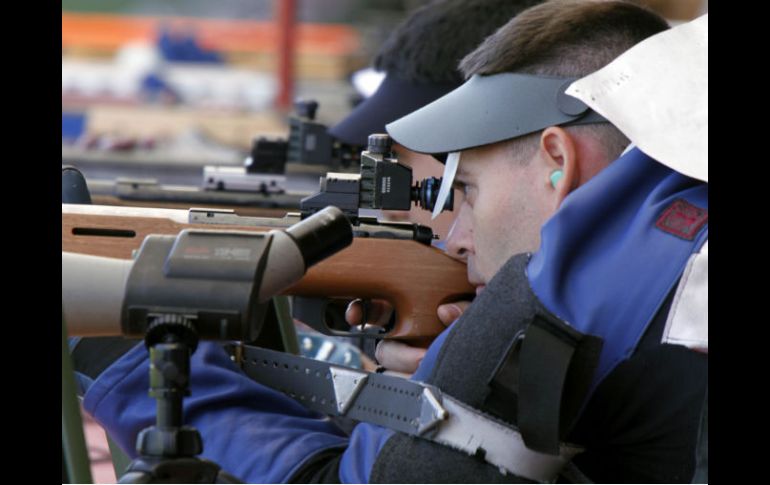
62, 310, 93, 484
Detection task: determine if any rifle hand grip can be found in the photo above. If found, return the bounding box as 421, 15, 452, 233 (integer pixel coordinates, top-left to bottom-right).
285, 238, 475, 341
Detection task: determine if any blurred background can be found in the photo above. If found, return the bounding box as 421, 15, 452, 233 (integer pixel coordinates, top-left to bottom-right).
61, 0, 706, 209
62, 0, 427, 199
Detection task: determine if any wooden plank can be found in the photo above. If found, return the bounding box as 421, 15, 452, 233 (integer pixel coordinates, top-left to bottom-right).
83, 105, 287, 149
61, 13, 361, 56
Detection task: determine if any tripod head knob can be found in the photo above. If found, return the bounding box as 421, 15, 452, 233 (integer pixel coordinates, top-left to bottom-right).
144, 314, 198, 352
119, 456, 242, 484
136, 425, 203, 458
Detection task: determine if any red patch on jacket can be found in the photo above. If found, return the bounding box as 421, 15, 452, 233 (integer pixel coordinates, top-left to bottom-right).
656, 199, 708, 240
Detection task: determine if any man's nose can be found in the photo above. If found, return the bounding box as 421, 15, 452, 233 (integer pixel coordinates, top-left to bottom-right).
445, 203, 473, 262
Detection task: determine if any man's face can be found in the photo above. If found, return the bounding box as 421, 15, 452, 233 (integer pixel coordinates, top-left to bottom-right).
445, 141, 555, 292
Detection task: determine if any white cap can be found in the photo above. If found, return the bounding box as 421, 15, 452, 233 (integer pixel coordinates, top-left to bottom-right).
567, 15, 708, 182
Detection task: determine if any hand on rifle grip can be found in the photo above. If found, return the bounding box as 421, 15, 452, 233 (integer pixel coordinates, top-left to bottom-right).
345, 299, 472, 375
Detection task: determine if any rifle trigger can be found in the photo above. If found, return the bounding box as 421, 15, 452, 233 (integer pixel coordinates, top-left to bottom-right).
360, 299, 371, 334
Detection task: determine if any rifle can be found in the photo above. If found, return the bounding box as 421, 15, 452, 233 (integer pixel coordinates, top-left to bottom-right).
85, 177, 309, 218
68, 100, 361, 216
63, 203, 474, 341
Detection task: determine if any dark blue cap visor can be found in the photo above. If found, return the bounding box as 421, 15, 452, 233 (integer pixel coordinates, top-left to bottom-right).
328, 74, 460, 147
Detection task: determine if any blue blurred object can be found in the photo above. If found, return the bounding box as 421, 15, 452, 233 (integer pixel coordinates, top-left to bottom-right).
62, 166, 92, 204
140, 72, 180, 103
157, 25, 224, 63
62, 112, 86, 141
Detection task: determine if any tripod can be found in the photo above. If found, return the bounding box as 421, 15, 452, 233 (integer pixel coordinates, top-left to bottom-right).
119, 315, 241, 484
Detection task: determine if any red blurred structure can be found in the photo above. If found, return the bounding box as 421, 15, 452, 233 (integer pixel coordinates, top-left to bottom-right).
276, 0, 297, 112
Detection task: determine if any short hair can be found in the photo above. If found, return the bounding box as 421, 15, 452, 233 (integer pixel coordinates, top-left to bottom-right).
374, 0, 544, 84
459, 0, 670, 161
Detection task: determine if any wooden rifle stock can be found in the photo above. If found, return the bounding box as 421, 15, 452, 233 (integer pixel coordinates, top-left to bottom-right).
62, 204, 474, 340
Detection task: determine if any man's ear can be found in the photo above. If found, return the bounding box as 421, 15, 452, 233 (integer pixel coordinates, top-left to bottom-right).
539, 126, 579, 209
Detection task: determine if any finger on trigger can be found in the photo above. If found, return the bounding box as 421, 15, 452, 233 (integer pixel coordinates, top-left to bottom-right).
345, 299, 364, 326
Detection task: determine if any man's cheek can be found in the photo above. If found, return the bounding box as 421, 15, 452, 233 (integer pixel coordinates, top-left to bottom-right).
382, 210, 410, 222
